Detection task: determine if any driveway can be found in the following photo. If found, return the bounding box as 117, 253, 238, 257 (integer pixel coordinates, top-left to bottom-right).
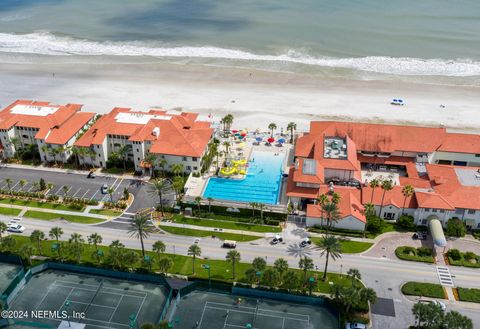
364, 232, 433, 260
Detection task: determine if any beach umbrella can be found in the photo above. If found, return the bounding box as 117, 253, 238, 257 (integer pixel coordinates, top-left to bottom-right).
231, 129, 238, 133
238, 135, 244, 140
240, 132, 247, 137
277, 138, 286, 144
255, 137, 263, 142
267, 137, 275, 144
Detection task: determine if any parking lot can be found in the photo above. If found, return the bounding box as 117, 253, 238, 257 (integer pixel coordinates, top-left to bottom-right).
0, 167, 134, 203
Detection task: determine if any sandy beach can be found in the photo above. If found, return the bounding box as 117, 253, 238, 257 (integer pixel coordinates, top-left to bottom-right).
0, 61, 479, 133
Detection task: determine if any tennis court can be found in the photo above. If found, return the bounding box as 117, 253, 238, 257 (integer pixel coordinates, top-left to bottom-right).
171, 291, 338, 329
0, 262, 22, 293
9, 269, 169, 329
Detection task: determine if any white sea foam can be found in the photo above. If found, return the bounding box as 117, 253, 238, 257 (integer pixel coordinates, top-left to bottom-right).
0, 32, 479, 77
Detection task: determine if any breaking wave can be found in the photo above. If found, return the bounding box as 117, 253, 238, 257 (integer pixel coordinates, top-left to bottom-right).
0, 32, 479, 77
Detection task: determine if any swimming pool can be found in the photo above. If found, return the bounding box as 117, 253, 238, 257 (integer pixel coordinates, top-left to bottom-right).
203, 151, 284, 204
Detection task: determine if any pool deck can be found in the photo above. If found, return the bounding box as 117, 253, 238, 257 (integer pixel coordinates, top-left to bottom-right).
184, 134, 293, 210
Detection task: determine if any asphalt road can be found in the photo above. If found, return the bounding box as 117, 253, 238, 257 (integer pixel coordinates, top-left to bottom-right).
2, 216, 480, 329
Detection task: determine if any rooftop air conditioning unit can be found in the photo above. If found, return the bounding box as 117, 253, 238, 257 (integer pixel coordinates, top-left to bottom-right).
152, 127, 160, 139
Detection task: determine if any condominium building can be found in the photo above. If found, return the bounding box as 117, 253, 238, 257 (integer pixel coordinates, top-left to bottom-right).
74, 107, 214, 173
287, 121, 480, 231
0, 100, 95, 162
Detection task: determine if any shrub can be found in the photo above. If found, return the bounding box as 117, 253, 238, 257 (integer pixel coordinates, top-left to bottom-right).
446, 218, 466, 237
464, 252, 477, 261
402, 282, 445, 299
447, 249, 462, 261
403, 246, 416, 255
366, 216, 385, 233
417, 247, 433, 257
397, 215, 415, 230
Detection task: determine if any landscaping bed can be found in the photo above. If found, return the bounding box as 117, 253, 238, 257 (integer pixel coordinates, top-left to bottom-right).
310, 238, 373, 254
159, 225, 260, 242
0, 207, 22, 216
24, 210, 104, 224
401, 282, 446, 299
89, 209, 123, 217
457, 287, 480, 303
171, 215, 281, 233
395, 246, 435, 263
0, 198, 85, 212
447, 249, 480, 268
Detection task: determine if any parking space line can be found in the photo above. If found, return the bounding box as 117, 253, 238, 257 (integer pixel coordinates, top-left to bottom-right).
90, 189, 100, 201
72, 187, 83, 198
27, 185, 35, 192
11, 181, 20, 190
81, 189, 90, 199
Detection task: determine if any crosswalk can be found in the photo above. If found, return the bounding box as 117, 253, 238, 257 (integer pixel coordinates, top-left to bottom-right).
436, 266, 455, 287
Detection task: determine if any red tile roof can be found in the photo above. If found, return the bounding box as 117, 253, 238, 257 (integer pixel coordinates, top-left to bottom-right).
437, 133, 480, 154
361, 185, 418, 209
306, 186, 366, 223
415, 191, 455, 210
75, 107, 213, 157
0, 100, 94, 145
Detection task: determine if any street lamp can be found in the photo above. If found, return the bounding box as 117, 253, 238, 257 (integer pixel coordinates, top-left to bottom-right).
202, 264, 211, 290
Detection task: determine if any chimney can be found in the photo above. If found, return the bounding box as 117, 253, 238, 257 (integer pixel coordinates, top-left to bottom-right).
152, 127, 160, 139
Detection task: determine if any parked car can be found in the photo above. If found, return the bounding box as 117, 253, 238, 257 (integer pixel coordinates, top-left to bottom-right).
345, 322, 366, 329
7, 224, 25, 233
7, 218, 22, 227
299, 238, 311, 248
87, 171, 96, 178
412, 232, 427, 240
271, 234, 283, 245
222, 240, 237, 248
432, 300, 447, 312
101, 184, 108, 194
194, 238, 201, 244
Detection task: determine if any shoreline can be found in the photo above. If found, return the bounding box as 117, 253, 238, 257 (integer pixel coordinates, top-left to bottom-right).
0, 61, 479, 133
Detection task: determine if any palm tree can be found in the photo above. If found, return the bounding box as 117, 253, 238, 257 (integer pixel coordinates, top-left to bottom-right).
158, 257, 173, 274
362, 203, 376, 238
298, 256, 314, 283
19, 179, 27, 191
282, 270, 300, 291
49, 227, 63, 241
147, 178, 171, 216
188, 244, 201, 274
194, 196, 202, 213
30, 230, 45, 255
19, 244, 35, 265
129, 213, 154, 257
443, 310, 474, 329
47, 183, 54, 192
153, 240, 166, 263
222, 141, 231, 157
322, 202, 341, 232
41, 145, 50, 162
252, 257, 267, 272
88, 233, 103, 252
144, 153, 157, 177
69, 234, 84, 263
261, 268, 280, 287
69, 233, 84, 244
4, 178, 13, 194
117, 145, 131, 171
331, 192, 341, 205
0, 222, 8, 241
258, 203, 265, 222
226, 250, 241, 279
359, 287, 377, 306
347, 268, 361, 287
207, 197, 214, 213
10, 137, 20, 159
157, 158, 168, 175
32, 181, 40, 192
268, 123, 277, 138
273, 258, 289, 278
401, 184, 414, 215
379, 179, 394, 218
171, 163, 184, 177
369, 178, 380, 203
107, 187, 115, 202
1, 236, 16, 252
62, 185, 70, 197
316, 194, 329, 227
220, 114, 234, 134
316, 235, 342, 281
70, 146, 82, 167
287, 122, 297, 144
172, 176, 185, 201
249, 202, 257, 218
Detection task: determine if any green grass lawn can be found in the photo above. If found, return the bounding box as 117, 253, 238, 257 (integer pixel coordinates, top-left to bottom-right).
171, 215, 281, 233
457, 287, 480, 303
159, 225, 260, 242
401, 282, 445, 299
9, 235, 357, 294
395, 247, 435, 263
0, 206, 22, 216
89, 209, 123, 217
0, 198, 84, 212
24, 210, 104, 224
310, 238, 373, 254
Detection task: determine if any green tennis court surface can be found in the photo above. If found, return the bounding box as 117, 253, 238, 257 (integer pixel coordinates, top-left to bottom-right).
171, 291, 339, 329
9, 270, 169, 329
0, 262, 21, 293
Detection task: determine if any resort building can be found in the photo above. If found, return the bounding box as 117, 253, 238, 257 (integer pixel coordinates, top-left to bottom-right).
287, 121, 480, 231
75, 107, 214, 173
0, 100, 95, 163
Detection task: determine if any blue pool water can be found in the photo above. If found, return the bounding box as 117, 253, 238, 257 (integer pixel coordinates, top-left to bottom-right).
203, 151, 284, 204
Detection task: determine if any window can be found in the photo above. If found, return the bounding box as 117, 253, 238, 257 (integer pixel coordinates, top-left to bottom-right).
96, 145, 99, 149
183, 157, 187, 161
475, 154, 480, 158
440, 209, 445, 213
192, 157, 198, 161
424, 208, 430, 212
100, 161, 103, 166
422, 219, 427, 225
478, 223, 480, 228
187, 166, 191, 170
432, 209, 437, 213
137, 157, 140, 161
136, 149, 139, 152
22, 134, 28, 139
193, 166, 198, 170
383, 212, 395, 220
468, 209, 476, 215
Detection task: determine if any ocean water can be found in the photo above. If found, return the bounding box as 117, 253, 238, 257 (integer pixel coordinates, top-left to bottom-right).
0, 0, 479, 80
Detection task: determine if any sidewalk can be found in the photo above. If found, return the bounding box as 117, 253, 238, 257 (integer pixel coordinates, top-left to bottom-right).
3, 163, 148, 181
0, 203, 111, 220
158, 221, 266, 237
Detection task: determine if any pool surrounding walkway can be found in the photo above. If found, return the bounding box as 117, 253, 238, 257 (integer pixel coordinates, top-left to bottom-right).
203, 151, 285, 204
